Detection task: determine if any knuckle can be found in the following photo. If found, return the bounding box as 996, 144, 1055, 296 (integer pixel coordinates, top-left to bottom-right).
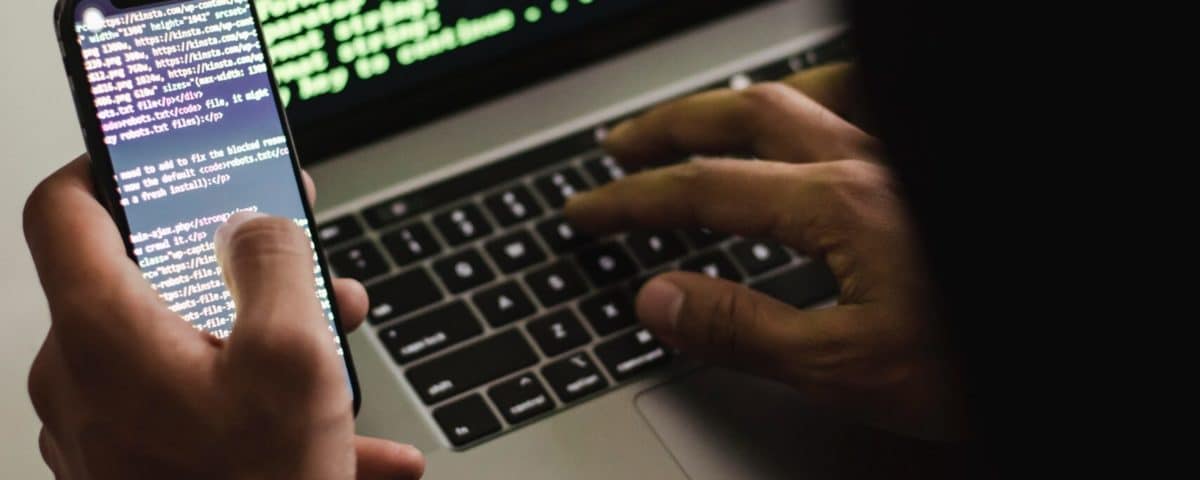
701, 286, 761, 366
739, 82, 798, 112
241, 326, 329, 374
27, 349, 55, 418
669, 161, 719, 189
802, 160, 894, 225
22, 178, 59, 242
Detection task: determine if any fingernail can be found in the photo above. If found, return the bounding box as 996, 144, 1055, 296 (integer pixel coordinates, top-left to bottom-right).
606, 120, 634, 146
637, 278, 685, 340
214, 211, 266, 256
563, 190, 593, 212
396, 443, 423, 459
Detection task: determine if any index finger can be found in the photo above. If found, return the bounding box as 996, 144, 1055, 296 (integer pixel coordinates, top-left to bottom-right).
23, 155, 156, 313
22, 155, 202, 369
603, 62, 875, 167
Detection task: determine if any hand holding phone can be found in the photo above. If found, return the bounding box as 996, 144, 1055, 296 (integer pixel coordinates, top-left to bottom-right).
55, 0, 359, 402
25, 157, 425, 479
30, 0, 424, 477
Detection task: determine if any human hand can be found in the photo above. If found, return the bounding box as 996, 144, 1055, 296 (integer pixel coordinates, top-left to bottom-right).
25, 156, 425, 478
566, 64, 963, 440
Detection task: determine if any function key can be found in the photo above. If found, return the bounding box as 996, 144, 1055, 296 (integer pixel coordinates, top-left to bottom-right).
484, 230, 547, 274
525, 261, 589, 308
378, 301, 482, 365
484, 186, 545, 227
364, 197, 417, 230
433, 394, 501, 447
576, 242, 638, 287
317, 216, 363, 247
579, 290, 637, 336
582, 155, 627, 185
542, 352, 609, 404
680, 250, 744, 283
406, 329, 538, 405
535, 216, 592, 254
380, 222, 442, 267
472, 282, 537, 328
366, 268, 444, 324
488, 373, 555, 425
534, 167, 590, 208
625, 231, 688, 268
433, 205, 494, 246
682, 228, 731, 249
750, 262, 839, 309
594, 328, 671, 381
327, 241, 389, 282
433, 249, 496, 294
526, 310, 592, 358
729, 239, 792, 276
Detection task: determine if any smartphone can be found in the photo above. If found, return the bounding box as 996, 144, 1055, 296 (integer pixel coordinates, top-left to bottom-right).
53, 0, 360, 410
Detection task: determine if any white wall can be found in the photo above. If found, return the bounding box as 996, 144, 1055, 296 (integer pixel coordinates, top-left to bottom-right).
0, 1, 86, 477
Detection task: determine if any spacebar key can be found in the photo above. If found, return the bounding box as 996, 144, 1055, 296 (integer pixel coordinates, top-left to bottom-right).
406, 330, 539, 405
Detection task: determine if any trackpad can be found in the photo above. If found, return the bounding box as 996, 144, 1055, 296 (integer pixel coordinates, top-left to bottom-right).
635, 368, 951, 479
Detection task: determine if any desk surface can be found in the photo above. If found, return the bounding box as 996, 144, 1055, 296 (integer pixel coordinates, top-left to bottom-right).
1, 2, 85, 477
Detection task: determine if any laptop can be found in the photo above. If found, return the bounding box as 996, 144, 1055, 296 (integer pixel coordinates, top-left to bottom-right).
282, 1, 897, 477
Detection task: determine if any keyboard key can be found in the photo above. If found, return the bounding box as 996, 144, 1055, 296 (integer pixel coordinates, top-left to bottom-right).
366, 269, 444, 324
433, 394, 501, 447
525, 261, 589, 307
472, 282, 536, 328
625, 231, 688, 268
433, 205, 493, 246
750, 262, 839, 308
535, 216, 592, 253
595, 328, 671, 381
746, 58, 795, 83
317, 216, 363, 247
484, 186, 544, 227
582, 155, 627, 185
542, 352, 609, 403
579, 290, 637, 336
680, 250, 744, 282
809, 32, 854, 66
627, 270, 665, 297
327, 241, 389, 282
362, 130, 594, 229
379, 222, 441, 266
484, 231, 547, 274
378, 301, 482, 365
380, 222, 442, 267
406, 329, 538, 405
576, 242, 638, 286
488, 373, 555, 425
526, 310, 592, 357
682, 228, 730, 249
433, 249, 495, 294
729, 239, 792, 276
534, 167, 590, 208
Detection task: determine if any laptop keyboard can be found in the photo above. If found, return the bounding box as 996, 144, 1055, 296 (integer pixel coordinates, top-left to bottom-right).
319, 32, 852, 449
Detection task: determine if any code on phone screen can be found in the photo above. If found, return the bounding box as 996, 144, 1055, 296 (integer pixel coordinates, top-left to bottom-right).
73, 0, 340, 350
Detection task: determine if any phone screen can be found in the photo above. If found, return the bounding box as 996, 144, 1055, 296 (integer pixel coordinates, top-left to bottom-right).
67, 0, 351, 377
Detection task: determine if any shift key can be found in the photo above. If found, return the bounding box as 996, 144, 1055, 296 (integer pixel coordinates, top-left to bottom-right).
406, 330, 539, 405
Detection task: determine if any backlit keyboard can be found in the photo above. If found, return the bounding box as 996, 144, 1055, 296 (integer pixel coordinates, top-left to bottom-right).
319, 32, 850, 448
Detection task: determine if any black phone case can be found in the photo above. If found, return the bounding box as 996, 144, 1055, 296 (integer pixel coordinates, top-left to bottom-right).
52, 0, 362, 414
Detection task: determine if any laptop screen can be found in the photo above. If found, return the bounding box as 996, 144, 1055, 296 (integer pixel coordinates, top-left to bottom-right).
258, 0, 764, 162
